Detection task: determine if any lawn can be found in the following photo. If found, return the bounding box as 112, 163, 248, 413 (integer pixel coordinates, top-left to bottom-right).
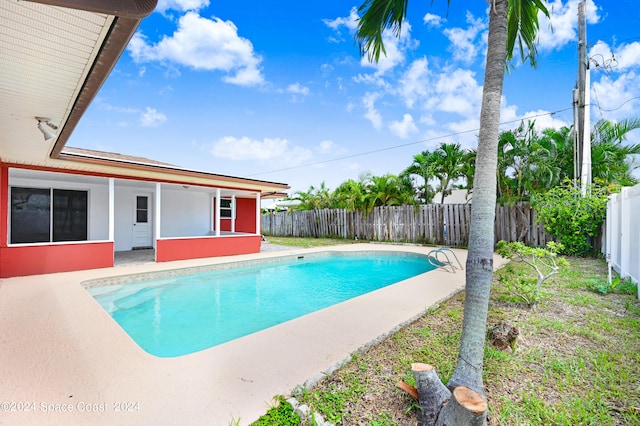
252, 238, 640, 425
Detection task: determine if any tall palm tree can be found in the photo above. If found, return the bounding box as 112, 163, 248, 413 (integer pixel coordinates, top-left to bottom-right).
433, 142, 467, 203
357, 0, 548, 422
401, 150, 439, 203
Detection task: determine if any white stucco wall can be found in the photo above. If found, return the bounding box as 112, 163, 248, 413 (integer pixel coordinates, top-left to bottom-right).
9, 176, 110, 241
160, 188, 212, 238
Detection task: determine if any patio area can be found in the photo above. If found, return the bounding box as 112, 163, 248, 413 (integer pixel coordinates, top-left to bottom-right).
0, 244, 507, 425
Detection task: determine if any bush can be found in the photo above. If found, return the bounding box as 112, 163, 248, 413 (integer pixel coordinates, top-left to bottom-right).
496, 241, 568, 309
531, 181, 608, 256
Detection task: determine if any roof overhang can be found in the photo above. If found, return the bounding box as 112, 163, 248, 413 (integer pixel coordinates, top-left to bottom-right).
0, 0, 290, 195
0, 0, 156, 167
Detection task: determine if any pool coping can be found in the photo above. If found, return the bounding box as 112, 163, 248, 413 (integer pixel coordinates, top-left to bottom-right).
0, 243, 508, 425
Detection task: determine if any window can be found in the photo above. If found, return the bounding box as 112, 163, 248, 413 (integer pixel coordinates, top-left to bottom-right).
136, 196, 148, 223
10, 187, 88, 244
219, 198, 234, 219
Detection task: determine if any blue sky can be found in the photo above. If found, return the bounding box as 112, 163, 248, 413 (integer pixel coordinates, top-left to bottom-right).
68, 0, 640, 198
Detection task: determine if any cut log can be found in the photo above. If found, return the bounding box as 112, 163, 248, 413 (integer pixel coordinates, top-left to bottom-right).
396, 380, 419, 400
435, 386, 487, 426
412, 363, 451, 426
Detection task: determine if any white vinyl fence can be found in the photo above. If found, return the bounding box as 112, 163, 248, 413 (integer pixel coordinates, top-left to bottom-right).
605, 184, 640, 297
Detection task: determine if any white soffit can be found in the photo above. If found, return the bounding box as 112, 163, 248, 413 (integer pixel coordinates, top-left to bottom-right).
0, 0, 112, 165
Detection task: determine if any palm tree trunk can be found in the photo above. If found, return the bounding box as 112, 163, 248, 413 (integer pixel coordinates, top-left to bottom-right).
447, 0, 508, 398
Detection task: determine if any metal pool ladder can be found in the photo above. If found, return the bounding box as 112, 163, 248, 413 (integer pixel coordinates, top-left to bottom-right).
427, 247, 463, 273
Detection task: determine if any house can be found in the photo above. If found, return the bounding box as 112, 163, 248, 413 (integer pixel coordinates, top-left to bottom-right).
0, 0, 289, 278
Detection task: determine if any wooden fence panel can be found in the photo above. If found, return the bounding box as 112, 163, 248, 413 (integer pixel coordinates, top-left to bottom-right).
261, 202, 555, 247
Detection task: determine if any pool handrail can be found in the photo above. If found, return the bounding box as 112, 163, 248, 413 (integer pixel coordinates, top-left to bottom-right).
427, 247, 463, 273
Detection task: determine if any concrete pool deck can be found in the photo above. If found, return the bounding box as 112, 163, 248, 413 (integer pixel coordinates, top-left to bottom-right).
0, 243, 508, 425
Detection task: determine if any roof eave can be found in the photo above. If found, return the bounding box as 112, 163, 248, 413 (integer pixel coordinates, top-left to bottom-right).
23, 0, 157, 159
57, 151, 291, 191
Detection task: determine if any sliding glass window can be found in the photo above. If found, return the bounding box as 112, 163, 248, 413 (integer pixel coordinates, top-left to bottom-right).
10, 187, 88, 244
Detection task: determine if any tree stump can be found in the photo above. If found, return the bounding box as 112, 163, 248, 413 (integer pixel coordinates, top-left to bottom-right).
488, 322, 519, 351
435, 386, 487, 426
412, 363, 451, 426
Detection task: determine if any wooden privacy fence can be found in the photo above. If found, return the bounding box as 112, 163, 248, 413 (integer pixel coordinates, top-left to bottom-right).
262, 203, 554, 248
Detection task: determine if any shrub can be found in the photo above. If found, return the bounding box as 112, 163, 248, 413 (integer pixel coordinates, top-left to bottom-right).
496, 241, 568, 309
531, 180, 608, 256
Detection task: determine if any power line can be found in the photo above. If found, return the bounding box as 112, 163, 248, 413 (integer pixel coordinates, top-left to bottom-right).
247, 107, 573, 177
594, 95, 640, 112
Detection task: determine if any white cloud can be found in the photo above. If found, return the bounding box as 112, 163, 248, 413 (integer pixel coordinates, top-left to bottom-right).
156, 0, 209, 13
389, 114, 419, 139
523, 110, 570, 130
128, 12, 264, 86
323, 7, 359, 32
592, 71, 640, 121
432, 68, 482, 117
589, 41, 640, 71
287, 83, 310, 96
140, 107, 167, 127
360, 23, 415, 75
211, 136, 313, 164
423, 13, 444, 28
362, 92, 383, 130
398, 57, 431, 108
317, 140, 346, 155
537, 0, 600, 52
443, 11, 487, 64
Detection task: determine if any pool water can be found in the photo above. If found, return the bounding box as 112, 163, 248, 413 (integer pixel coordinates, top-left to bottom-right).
89, 253, 434, 357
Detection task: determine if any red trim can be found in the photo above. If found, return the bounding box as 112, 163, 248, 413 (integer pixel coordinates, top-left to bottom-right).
156, 236, 260, 262
0, 242, 114, 278
0, 164, 8, 248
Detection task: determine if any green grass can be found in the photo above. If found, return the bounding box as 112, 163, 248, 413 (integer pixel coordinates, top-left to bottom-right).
251, 241, 640, 425
250, 396, 299, 426
263, 236, 358, 248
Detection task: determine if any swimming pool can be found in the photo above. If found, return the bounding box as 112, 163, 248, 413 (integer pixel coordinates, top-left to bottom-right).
85, 251, 434, 357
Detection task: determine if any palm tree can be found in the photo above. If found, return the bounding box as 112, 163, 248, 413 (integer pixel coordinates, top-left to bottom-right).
497, 121, 560, 203
540, 119, 640, 188
433, 142, 467, 203
356, 0, 548, 422
292, 182, 332, 210
590, 118, 640, 186
401, 150, 439, 203
459, 148, 477, 201
540, 125, 575, 183
333, 177, 368, 211
363, 173, 415, 213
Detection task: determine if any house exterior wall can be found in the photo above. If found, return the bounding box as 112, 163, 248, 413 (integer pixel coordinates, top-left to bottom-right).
160, 188, 211, 238
0, 165, 115, 277
1, 164, 269, 277
0, 242, 114, 278
156, 235, 261, 262
235, 198, 258, 233
9, 174, 110, 241
114, 186, 155, 251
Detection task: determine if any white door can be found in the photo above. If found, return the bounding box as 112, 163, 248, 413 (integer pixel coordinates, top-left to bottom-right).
132, 194, 152, 248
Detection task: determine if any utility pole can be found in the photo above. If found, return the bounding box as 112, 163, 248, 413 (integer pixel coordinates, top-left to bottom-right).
576, 1, 591, 196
